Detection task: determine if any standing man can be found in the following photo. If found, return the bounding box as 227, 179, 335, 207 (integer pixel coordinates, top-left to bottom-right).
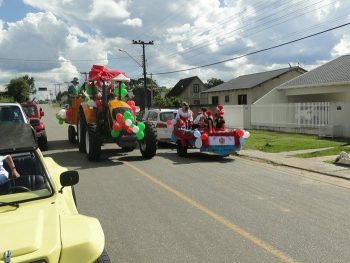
68, 77, 79, 105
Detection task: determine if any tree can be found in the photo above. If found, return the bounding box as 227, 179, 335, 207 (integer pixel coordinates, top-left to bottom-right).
21, 75, 36, 95
129, 77, 161, 109
153, 95, 182, 108
205, 78, 224, 89
7, 78, 30, 102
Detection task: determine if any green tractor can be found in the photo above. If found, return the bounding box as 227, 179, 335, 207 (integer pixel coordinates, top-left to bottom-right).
65, 65, 157, 161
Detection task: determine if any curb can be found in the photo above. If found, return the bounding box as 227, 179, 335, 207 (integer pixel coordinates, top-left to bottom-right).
237, 154, 350, 181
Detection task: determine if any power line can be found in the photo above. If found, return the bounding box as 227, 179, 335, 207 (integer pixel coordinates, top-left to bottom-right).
153, 22, 350, 75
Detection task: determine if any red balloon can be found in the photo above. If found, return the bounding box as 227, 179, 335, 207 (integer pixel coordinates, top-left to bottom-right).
201, 133, 208, 141
126, 127, 133, 134
113, 122, 122, 131
166, 119, 173, 126
116, 113, 123, 123
127, 100, 135, 107
131, 106, 136, 113
237, 129, 244, 137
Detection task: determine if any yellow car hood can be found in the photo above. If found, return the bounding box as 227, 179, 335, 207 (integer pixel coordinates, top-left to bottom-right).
0, 199, 61, 261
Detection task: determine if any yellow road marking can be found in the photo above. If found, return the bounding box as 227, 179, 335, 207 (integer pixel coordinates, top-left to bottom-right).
123, 161, 297, 263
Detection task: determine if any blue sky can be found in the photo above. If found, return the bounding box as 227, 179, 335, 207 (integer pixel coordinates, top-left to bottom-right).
0, 0, 38, 23
0, 0, 349, 91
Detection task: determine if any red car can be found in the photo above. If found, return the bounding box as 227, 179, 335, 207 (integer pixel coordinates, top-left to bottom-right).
21, 101, 48, 151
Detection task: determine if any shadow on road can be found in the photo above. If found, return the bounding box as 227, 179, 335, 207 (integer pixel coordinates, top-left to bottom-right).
46, 140, 77, 151
157, 151, 235, 164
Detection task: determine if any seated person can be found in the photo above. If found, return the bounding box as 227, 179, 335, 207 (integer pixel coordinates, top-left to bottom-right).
175, 101, 193, 129
215, 113, 225, 130
0, 155, 20, 185
204, 110, 214, 133
193, 107, 207, 129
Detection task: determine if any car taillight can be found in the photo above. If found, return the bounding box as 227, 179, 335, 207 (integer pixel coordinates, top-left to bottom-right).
156, 122, 167, 128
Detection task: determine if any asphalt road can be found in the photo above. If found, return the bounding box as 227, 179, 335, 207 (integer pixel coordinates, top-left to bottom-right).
42, 104, 350, 263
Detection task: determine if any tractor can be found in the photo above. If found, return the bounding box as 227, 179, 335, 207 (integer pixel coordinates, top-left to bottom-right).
63, 65, 157, 161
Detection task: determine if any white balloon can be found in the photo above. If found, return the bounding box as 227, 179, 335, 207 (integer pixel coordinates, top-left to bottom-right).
58, 109, 66, 119
195, 138, 202, 148
87, 100, 96, 107
194, 130, 201, 138
132, 125, 140, 133
125, 119, 132, 126
243, 131, 250, 139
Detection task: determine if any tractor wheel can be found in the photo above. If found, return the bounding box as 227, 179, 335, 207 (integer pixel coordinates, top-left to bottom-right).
68, 125, 76, 143
176, 141, 187, 157
38, 134, 48, 151
85, 125, 101, 161
139, 121, 157, 159
77, 109, 86, 153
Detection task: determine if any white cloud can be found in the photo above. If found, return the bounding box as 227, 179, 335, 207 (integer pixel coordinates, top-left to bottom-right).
122, 18, 142, 27
331, 34, 350, 57
2, 0, 350, 88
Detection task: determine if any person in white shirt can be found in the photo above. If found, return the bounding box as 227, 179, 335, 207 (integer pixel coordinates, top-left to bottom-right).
175, 102, 193, 128
193, 107, 208, 129
0, 155, 20, 185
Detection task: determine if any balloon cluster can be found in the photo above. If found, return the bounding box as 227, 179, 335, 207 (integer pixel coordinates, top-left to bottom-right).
192, 129, 209, 149
126, 100, 140, 115
114, 82, 128, 98
56, 109, 66, 125
112, 110, 145, 140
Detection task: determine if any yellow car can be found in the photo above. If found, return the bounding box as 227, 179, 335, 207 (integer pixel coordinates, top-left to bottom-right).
0, 123, 109, 263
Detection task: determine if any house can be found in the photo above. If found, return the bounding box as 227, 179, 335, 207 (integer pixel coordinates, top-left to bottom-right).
166, 76, 207, 105
256, 55, 350, 104
251, 55, 350, 138
202, 67, 306, 105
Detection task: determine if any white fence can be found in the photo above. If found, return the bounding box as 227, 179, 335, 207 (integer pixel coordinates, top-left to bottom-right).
251, 102, 330, 128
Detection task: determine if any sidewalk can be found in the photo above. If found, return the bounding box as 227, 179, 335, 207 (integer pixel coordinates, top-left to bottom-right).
238, 148, 350, 180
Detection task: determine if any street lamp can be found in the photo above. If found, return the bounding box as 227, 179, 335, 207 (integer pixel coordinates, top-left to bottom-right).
118, 49, 142, 68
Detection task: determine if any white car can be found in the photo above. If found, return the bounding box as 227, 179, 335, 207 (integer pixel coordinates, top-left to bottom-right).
143, 109, 177, 142
0, 102, 28, 123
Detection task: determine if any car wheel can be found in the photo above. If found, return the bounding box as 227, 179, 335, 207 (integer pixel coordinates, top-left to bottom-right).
38, 134, 48, 151
176, 141, 187, 157
86, 125, 101, 161
78, 109, 86, 153
95, 250, 111, 263
68, 125, 76, 143
139, 121, 157, 159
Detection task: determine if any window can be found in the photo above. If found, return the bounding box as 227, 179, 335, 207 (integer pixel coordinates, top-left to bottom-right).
225, 95, 230, 103
193, 84, 199, 93
238, 94, 247, 105
194, 100, 200, 105
147, 111, 158, 121
212, 96, 219, 105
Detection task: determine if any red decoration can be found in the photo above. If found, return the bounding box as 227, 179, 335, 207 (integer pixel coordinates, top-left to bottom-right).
116, 113, 123, 123
237, 129, 244, 137
113, 122, 122, 131
166, 119, 173, 126
126, 127, 133, 134
201, 133, 208, 141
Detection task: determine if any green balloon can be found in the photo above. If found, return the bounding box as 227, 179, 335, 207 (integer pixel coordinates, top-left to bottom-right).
136, 131, 144, 140
58, 120, 64, 125
121, 83, 126, 89
86, 88, 93, 95
84, 97, 89, 102
114, 87, 119, 96
137, 122, 145, 132
123, 111, 132, 120
111, 130, 120, 138
56, 114, 60, 120
121, 88, 128, 97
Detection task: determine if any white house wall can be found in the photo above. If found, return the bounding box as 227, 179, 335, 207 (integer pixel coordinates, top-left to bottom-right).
178, 78, 208, 105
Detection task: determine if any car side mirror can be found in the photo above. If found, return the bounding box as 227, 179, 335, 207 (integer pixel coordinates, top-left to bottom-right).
59, 171, 79, 193
30, 119, 40, 127
40, 111, 44, 117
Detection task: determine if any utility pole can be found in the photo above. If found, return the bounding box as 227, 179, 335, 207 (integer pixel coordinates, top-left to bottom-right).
132, 40, 154, 109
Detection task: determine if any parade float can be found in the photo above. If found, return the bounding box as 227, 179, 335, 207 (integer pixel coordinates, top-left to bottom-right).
170, 105, 250, 157
56, 65, 157, 161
